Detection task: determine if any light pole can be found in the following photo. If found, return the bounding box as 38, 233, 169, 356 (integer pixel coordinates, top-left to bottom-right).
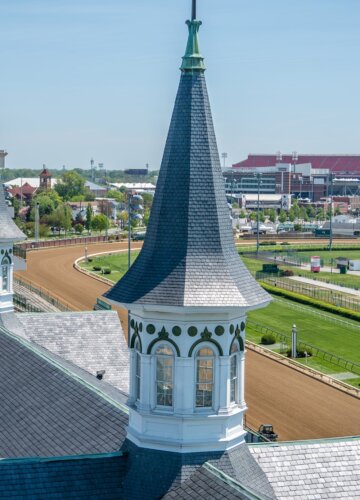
292, 151, 298, 196
221, 152, 228, 169
291, 324, 297, 359
35, 202, 40, 246
127, 193, 144, 269
329, 173, 334, 252
254, 172, 262, 255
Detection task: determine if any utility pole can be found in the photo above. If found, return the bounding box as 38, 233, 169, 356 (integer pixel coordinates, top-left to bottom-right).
255, 172, 262, 256
35, 202, 40, 246
128, 193, 132, 270
329, 173, 334, 252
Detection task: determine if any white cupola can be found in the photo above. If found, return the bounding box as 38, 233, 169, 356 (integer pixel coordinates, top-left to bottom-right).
105, 7, 270, 454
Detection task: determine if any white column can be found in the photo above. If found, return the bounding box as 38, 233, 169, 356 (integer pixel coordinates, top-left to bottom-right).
239, 352, 246, 406
218, 357, 231, 414
128, 349, 137, 406
137, 355, 152, 413
174, 357, 194, 415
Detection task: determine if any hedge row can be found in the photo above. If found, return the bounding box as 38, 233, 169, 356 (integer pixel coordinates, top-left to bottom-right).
260, 282, 360, 323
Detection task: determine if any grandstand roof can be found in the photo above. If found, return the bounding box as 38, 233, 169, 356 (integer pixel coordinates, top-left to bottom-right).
234, 155, 360, 172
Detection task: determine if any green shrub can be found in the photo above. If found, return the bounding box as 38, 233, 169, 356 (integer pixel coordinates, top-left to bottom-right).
260, 282, 360, 322
102, 267, 111, 275
280, 242, 290, 245
286, 348, 313, 358
260, 333, 276, 345
281, 269, 294, 277
93, 265, 101, 271
88, 258, 93, 263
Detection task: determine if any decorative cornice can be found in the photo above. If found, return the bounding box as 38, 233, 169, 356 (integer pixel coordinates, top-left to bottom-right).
180, 20, 206, 73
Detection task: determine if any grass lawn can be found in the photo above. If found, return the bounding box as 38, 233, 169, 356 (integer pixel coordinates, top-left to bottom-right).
248, 300, 360, 364
242, 255, 360, 290
80, 251, 140, 283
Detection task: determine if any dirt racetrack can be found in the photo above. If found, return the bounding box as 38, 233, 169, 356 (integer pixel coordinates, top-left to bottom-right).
16, 242, 360, 441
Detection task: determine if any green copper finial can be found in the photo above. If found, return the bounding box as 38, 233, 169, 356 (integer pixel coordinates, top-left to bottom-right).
180, 6, 206, 73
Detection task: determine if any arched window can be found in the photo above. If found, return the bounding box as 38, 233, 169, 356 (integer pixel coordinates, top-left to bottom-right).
196, 347, 214, 408
155, 344, 174, 407
230, 342, 239, 404
135, 340, 141, 401
1, 255, 10, 292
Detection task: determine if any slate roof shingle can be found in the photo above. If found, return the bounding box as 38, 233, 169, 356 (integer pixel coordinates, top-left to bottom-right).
0, 185, 25, 241
105, 73, 269, 309
16, 310, 129, 393
0, 326, 127, 458
249, 438, 360, 499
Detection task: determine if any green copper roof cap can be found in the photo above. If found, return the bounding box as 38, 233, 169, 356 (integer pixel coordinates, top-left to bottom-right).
180, 19, 206, 73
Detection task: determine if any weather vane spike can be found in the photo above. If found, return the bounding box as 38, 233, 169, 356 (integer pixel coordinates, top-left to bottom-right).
192, 0, 196, 20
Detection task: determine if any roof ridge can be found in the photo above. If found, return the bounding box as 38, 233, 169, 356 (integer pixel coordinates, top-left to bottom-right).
0, 325, 129, 415
0, 451, 125, 465
203, 462, 271, 500
249, 435, 360, 447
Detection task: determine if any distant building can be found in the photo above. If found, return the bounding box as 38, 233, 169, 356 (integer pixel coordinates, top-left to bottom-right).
110, 182, 156, 193
124, 168, 148, 176
39, 166, 52, 191
6, 183, 37, 205
0, 150, 7, 170
228, 154, 360, 202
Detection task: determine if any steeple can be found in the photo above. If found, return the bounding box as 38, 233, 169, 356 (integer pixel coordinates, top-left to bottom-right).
0, 186, 25, 314
106, 5, 271, 453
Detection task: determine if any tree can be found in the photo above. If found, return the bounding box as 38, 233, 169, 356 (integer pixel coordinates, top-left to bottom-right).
48, 204, 72, 235
74, 223, 84, 234
269, 208, 276, 223
85, 204, 93, 233
55, 171, 86, 201
288, 208, 296, 222
259, 211, 265, 223
306, 205, 315, 220
91, 214, 108, 233
278, 209, 287, 223
30, 190, 62, 221
316, 208, 325, 220
106, 190, 125, 203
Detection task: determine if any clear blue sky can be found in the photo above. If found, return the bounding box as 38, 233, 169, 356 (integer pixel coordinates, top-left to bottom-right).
1, 0, 360, 171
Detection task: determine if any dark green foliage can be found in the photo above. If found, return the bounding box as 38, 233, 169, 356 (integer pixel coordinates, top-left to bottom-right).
286, 348, 313, 358
261, 282, 360, 322
93, 266, 101, 271
102, 267, 111, 275
260, 333, 276, 345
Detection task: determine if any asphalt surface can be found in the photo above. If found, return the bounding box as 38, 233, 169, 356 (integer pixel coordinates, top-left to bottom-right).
16, 242, 360, 441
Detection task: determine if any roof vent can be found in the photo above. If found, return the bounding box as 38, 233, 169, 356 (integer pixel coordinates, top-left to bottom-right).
96, 370, 106, 381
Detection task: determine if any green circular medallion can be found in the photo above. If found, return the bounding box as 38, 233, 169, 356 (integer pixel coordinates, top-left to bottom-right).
188, 326, 198, 337
230, 324, 234, 334
241, 322, 246, 332
172, 326, 182, 337
215, 325, 225, 336
146, 324, 156, 335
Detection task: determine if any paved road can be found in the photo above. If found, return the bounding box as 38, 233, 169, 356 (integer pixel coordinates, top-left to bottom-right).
290, 276, 360, 297
16, 242, 360, 441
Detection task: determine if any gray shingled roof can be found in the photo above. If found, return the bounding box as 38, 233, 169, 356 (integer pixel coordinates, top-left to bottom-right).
0, 185, 25, 241
0, 325, 127, 458
105, 72, 269, 308
120, 439, 275, 499
249, 438, 360, 499
15, 310, 129, 393
0, 453, 125, 499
